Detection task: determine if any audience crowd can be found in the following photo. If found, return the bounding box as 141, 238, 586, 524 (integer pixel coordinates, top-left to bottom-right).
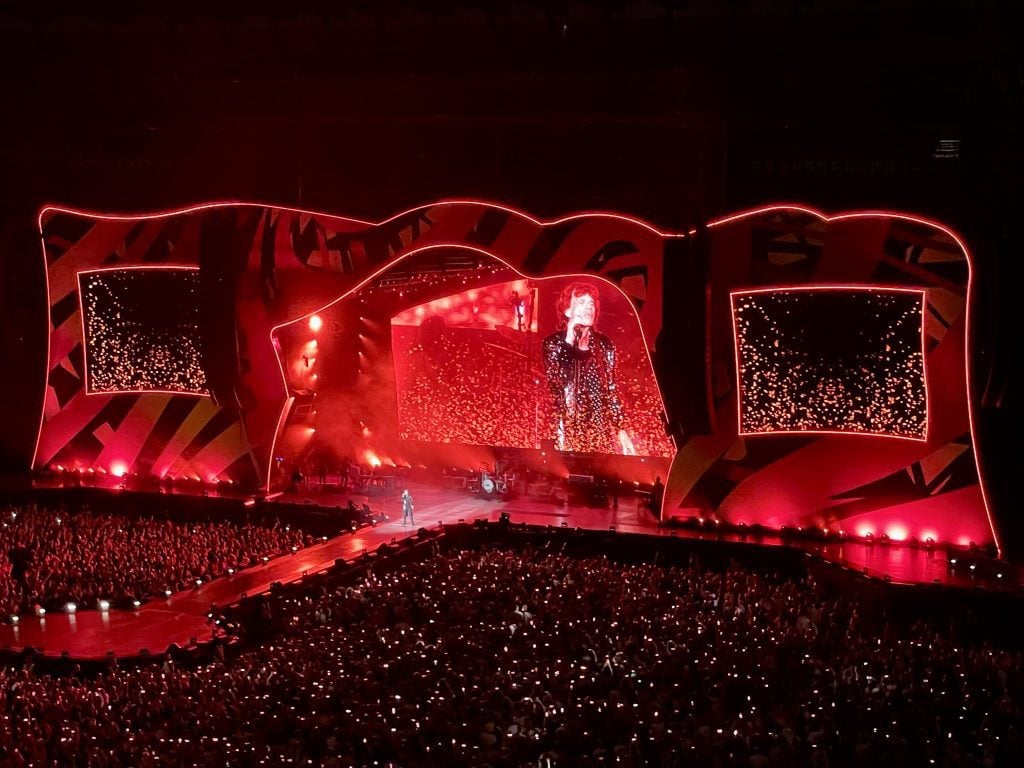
0, 504, 315, 615
0, 544, 1020, 766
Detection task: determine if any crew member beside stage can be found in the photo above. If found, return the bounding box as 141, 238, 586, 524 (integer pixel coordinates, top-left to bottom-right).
651, 475, 664, 514
401, 489, 415, 526
346, 499, 360, 524
543, 283, 636, 455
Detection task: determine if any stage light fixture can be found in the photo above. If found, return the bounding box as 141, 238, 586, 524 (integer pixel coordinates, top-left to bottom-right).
99, 600, 110, 611
65, 603, 76, 614
309, 315, 323, 332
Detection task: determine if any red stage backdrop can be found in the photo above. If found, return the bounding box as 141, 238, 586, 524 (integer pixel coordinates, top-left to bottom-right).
667, 207, 997, 551
31, 202, 998, 551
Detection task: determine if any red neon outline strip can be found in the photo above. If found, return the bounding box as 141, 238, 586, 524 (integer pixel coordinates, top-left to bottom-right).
704, 204, 830, 230
919, 290, 929, 444
76, 272, 89, 397
730, 290, 744, 445
77, 265, 203, 273
39, 198, 679, 238
30, 223, 52, 471
730, 284, 928, 297
729, 286, 929, 441
266, 243, 676, 492
76, 266, 210, 399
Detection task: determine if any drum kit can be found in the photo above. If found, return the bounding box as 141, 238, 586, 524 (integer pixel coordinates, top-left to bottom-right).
471, 469, 510, 498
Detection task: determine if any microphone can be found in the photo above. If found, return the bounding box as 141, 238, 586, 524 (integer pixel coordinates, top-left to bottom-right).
572, 324, 588, 347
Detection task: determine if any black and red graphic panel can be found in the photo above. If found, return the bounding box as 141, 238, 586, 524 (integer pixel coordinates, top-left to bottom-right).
663, 207, 997, 552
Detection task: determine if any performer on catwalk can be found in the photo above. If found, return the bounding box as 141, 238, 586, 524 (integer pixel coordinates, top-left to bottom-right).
401, 489, 415, 526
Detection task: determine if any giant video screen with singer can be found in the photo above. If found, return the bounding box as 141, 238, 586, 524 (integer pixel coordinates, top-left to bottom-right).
391, 276, 673, 457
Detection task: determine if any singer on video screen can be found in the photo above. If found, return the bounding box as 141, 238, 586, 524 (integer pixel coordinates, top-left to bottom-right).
542, 282, 636, 455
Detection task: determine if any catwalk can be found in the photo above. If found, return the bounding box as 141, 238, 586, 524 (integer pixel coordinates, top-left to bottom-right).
0, 483, 1016, 659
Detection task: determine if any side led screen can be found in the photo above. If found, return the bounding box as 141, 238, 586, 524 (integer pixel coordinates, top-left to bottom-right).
391, 277, 672, 457
79, 268, 208, 395
732, 287, 927, 439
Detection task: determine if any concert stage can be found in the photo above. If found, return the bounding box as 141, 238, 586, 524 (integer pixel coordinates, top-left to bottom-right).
10, 201, 1006, 664
1, 483, 1017, 661
32, 202, 1001, 558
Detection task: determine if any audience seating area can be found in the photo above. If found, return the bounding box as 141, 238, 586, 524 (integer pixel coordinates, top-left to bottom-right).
1, 503, 316, 615
0, 515, 1020, 767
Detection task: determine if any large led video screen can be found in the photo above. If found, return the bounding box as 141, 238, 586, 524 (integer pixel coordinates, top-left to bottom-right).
731, 287, 927, 439
79, 267, 209, 395
391, 277, 673, 457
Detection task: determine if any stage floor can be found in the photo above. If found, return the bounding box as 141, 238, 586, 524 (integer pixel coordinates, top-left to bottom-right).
0, 483, 1017, 659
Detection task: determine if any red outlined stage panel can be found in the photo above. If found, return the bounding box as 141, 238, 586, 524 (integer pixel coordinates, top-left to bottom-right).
268, 245, 675, 490
730, 285, 928, 441
78, 266, 209, 397
34, 200, 668, 491
663, 204, 999, 556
